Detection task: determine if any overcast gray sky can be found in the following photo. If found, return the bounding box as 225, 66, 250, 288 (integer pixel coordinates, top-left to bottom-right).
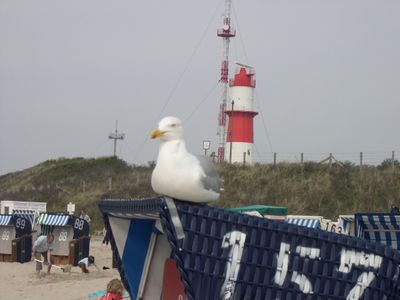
1, 0, 399, 175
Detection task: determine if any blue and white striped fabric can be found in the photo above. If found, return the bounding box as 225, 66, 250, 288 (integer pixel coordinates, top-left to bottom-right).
355, 213, 400, 251
0, 215, 12, 226
339, 216, 354, 235
38, 213, 70, 226
12, 209, 35, 225
286, 217, 321, 229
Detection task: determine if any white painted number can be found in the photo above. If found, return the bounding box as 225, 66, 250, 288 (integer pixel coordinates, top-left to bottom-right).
217, 232, 385, 299
1, 230, 10, 241
274, 244, 382, 299
274, 242, 320, 294
220, 231, 247, 300
337, 249, 382, 300
74, 218, 84, 230
59, 231, 68, 241
15, 218, 26, 230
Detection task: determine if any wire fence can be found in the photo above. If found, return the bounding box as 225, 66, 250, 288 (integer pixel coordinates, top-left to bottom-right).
252, 150, 399, 166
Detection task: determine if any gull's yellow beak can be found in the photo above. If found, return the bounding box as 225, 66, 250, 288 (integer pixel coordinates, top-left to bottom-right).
150, 129, 166, 139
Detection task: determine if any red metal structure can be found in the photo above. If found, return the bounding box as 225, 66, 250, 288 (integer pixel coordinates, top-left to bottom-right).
217, 0, 235, 162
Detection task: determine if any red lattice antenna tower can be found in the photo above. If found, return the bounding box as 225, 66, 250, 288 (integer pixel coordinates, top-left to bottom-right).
217, 0, 235, 162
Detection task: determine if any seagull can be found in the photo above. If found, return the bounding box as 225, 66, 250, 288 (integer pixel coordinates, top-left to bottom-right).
150, 116, 220, 203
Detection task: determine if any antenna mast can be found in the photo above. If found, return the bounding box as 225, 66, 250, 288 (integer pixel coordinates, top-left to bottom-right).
108, 120, 125, 157
217, 0, 235, 162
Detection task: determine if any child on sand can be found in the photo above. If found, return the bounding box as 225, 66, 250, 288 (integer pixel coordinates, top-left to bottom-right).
100, 278, 125, 300
78, 255, 100, 273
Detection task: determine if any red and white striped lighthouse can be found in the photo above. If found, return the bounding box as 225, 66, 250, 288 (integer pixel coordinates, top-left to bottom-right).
224, 65, 258, 164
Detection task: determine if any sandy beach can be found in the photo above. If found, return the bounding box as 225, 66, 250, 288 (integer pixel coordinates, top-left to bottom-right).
0, 236, 129, 300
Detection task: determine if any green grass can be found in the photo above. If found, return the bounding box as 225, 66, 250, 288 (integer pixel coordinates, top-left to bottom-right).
1, 157, 399, 230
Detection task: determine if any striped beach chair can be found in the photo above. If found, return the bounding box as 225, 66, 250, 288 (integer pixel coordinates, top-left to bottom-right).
355, 212, 400, 251
285, 215, 322, 229
99, 198, 400, 300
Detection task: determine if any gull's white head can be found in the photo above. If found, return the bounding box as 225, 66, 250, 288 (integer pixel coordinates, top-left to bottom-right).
150, 116, 184, 142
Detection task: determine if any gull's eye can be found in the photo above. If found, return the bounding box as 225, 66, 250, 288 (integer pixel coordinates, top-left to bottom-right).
170, 123, 176, 128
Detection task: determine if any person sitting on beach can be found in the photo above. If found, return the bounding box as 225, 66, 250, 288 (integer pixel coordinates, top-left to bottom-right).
78, 255, 99, 273
100, 278, 125, 300
31, 234, 55, 278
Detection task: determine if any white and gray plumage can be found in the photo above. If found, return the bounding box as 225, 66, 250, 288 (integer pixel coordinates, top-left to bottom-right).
150, 116, 220, 203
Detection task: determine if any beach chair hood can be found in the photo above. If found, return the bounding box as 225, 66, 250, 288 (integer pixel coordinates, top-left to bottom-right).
100, 197, 400, 300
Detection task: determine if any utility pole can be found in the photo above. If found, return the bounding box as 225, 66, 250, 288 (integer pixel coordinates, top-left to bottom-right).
108, 120, 125, 157
108, 177, 112, 191
392, 150, 395, 169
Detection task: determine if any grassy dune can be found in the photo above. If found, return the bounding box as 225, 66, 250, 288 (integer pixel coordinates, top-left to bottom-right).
1, 157, 399, 230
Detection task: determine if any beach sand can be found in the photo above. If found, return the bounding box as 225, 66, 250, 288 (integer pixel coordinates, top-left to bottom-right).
0, 236, 129, 300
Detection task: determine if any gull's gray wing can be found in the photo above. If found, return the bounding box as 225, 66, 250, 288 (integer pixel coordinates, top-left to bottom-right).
196, 155, 220, 193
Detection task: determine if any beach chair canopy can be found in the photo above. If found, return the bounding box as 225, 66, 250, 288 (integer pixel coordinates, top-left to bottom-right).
338, 215, 355, 235
285, 216, 321, 229
38, 213, 89, 238
99, 197, 400, 300
12, 209, 36, 226
229, 205, 287, 216
0, 214, 32, 237
355, 213, 400, 251
0, 215, 12, 226
39, 213, 69, 226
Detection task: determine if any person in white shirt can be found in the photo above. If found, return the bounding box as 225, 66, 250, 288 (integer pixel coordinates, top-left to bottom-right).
78, 255, 99, 273
31, 234, 54, 278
